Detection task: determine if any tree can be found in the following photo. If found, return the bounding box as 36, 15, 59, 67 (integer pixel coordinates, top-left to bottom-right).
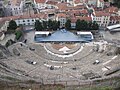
88, 21, 93, 30
47, 20, 60, 30
57, 21, 60, 29
76, 19, 81, 31
113, 0, 120, 8
42, 21, 48, 30
52, 20, 60, 30
65, 19, 71, 30
15, 30, 23, 40
104, 0, 108, 2
35, 20, 43, 31
7, 20, 17, 33
76, 19, 88, 31
80, 20, 88, 30
92, 21, 99, 30
48, 19, 53, 30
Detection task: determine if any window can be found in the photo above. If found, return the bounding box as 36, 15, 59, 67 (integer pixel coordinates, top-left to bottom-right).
27, 20, 30, 22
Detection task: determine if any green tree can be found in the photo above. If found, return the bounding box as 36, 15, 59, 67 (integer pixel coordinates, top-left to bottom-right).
81, 20, 88, 30
42, 21, 48, 30
35, 20, 43, 31
76, 19, 82, 31
52, 20, 60, 30
57, 21, 60, 29
15, 30, 23, 40
7, 20, 17, 33
88, 21, 93, 30
47, 20, 60, 30
48, 19, 53, 30
65, 19, 71, 30
113, 0, 120, 8
92, 21, 99, 30
76, 19, 88, 31
104, 0, 108, 2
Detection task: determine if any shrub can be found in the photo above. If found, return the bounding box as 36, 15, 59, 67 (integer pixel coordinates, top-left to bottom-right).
15, 30, 22, 40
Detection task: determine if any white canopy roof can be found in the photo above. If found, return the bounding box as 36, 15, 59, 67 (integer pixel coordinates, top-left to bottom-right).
107, 24, 120, 30
77, 31, 94, 39
35, 31, 50, 35
77, 31, 92, 35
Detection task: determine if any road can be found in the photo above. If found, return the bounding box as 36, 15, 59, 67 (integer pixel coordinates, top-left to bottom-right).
99, 30, 120, 41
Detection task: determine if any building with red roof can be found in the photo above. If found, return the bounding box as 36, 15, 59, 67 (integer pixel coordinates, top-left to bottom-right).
110, 16, 120, 25
71, 16, 92, 28
92, 11, 110, 27
56, 13, 68, 28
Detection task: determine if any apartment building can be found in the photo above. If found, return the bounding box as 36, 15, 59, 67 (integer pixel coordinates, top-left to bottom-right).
71, 16, 92, 29
33, 0, 57, 12
110, 16, 120, 25
5, 0, 24, 16
92, 11, 110, 27
86, 0, 104, 9
56, 13, 67, 28
97, 0, 104, 9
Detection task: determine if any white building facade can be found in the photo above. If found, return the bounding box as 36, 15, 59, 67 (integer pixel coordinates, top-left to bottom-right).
56, 13, 67, 28
97, 0, 104, 9
92, 11, 110, 27
15, 17, 41, 26
5, 0, 24, 16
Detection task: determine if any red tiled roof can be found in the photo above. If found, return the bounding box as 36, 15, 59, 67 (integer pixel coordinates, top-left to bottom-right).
57, 13, 67, 18
104, 6, 118, 13
0, 14, 47, 22
68, 9, 88, 16
110, 16, 120, 21
73, 5, 85, 9
35, 0, 46, 3
95, 11, 110, 16
56, 3, 68, 10
74, 0, 81, 4
71, 16, 92, 23
46, 1, 58, 5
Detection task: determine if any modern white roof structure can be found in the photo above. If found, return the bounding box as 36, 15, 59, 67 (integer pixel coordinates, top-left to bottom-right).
107, 24, 120, 30
77, 31, 94, 40
35, 30, 94, 42
35, 31, 50, 35
110, 28, 120, 32
77, 31, 92, 35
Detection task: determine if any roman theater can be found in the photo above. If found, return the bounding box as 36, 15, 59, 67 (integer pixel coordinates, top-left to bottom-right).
0, 29, 120, 86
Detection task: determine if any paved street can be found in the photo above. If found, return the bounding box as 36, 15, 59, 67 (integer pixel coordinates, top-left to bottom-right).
100, 31, 120, 41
